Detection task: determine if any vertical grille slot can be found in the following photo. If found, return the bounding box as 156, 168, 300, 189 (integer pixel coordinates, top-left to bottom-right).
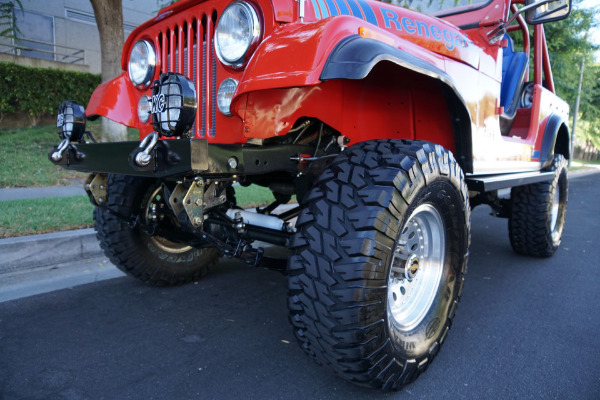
156, 12, 217, 138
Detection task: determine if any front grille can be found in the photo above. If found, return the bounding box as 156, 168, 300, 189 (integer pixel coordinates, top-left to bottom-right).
155, 14, 217, 138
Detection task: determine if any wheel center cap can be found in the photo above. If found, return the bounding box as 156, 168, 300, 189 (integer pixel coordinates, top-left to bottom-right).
406, 254, 420, 280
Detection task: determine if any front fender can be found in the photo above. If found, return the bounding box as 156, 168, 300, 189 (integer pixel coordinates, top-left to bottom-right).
235, 17, 356, 96
86, 72, 144, 128
320, 34, 466, 100
320, 34, 474, 172
236, 15, 447, 96
234, 17, 475, 171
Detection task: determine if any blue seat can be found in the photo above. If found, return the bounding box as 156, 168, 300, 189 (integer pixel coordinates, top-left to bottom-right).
500, 36, 528, 117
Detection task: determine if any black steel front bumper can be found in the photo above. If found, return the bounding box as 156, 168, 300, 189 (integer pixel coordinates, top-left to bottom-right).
49, 139, 314, 178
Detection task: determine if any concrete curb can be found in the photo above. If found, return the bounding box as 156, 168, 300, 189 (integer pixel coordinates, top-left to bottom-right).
0, 228, 102, 276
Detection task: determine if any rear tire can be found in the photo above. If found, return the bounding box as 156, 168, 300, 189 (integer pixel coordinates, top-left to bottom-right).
287, 140, 470, 390
94, 174, 220, 286
509, 154, 568, 257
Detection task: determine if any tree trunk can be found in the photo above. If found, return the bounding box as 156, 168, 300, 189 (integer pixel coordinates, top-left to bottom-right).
90, 0, 127, 142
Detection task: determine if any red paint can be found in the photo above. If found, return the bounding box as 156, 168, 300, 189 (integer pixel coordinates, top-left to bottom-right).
86, 73, 143, 127
86, 0, 569, 171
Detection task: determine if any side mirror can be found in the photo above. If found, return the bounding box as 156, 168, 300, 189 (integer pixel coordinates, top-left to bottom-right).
525, 0, 572, 25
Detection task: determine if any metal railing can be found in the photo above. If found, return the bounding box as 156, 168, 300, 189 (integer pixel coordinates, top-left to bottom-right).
0, 38, 85, 64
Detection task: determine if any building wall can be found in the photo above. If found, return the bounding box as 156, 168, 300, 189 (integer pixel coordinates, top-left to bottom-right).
0, 53, 91, 72
1, 0, 170, 74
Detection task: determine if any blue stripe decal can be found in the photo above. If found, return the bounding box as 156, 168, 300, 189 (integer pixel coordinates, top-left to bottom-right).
334, 0, 351, 16
317, 0, 329, 18
356, 0, 377, 25
325, 0, 340, 16
311, 0, 321, 19
344, 0, 363, 19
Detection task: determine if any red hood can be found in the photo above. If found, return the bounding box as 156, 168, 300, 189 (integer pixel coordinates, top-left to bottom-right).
282, 0, 480, 68
123, 0, 481, 71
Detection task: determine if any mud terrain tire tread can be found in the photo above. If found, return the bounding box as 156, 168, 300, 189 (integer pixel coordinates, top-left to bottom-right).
94, 174, 220, 286
509, 154, 568, 257
287, 139, 470, 390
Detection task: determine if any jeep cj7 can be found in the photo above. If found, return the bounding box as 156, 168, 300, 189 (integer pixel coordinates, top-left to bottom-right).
50, 0, 571, 390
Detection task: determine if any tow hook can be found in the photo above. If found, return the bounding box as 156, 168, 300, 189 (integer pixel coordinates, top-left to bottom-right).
50, 138, 85, 163
50, 139, 71, 161
134, 132, 159, 167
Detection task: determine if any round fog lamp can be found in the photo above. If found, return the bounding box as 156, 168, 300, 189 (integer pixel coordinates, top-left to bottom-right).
56, 100, 86, 142
151, 73, 197, 137
217, 78, 238, 116
138, 95, 151, 123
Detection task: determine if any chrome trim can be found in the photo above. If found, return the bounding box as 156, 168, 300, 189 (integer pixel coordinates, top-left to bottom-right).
214, 1, 261, 69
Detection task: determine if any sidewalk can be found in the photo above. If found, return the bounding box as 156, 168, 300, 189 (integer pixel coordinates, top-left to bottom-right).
0, 184, 85, 201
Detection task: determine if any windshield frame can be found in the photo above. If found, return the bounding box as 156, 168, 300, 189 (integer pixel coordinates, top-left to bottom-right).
388, 0, 495, 18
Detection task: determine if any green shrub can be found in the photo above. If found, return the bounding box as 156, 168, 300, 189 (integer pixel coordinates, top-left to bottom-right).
0, 62, 100, 125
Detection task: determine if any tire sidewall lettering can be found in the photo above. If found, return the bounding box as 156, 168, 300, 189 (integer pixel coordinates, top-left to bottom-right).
145, 239, 200, 264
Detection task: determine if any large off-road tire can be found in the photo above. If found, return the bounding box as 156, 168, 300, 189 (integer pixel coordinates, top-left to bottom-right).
94, 174, 220, 286
509, 154, 568, 257
288, 140, 471, 390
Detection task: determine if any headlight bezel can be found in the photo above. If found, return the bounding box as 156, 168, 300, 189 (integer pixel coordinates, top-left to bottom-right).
128, 40, 156, 88
214, 1, 262, 69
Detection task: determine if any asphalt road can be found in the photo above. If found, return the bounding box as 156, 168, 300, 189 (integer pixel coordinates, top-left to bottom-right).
1, 172, 599, 400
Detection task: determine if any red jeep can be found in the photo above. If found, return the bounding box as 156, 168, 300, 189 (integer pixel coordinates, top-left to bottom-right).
50, 0, 572, 390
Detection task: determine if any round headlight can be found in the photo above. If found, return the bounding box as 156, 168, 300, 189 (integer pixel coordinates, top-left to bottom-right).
217, 78, 238, 116
128, 40, 156, 87
215, 1, 261, 68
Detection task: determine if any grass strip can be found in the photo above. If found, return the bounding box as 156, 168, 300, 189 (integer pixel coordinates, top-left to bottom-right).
0, 195, 94, 238
0, 123, 139, 188
0, 125, 88, 187
0, 185, 280, 238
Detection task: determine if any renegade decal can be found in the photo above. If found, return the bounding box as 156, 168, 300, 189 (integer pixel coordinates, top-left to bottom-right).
380, 7, 468, 51
310, 0, 469, 51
